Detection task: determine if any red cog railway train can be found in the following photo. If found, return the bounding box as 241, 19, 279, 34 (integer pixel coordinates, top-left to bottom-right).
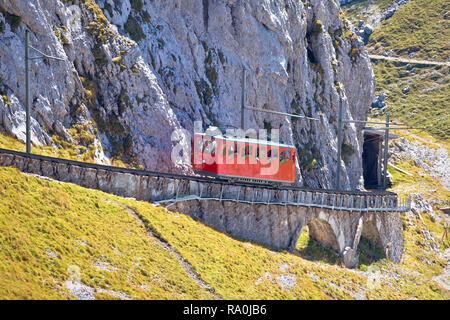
192, 131, 297, 184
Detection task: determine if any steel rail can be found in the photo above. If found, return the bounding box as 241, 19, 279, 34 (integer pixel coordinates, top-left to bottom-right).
29, 45, 65, 61
345, 119, 408, 126
364, 126, 426, 130
245, 106, 320, 121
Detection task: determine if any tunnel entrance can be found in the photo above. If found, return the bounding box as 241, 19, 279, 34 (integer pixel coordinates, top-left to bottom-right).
362, 132, 383, 189
362, 129, 399, 190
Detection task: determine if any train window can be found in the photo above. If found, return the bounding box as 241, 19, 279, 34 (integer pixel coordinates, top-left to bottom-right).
241, 144, 252, 160
228, 142, 239, 156
203, 140, 216, 155
256, 147, 264, 162
267, 148, 278, 159
259, 147, 266, 160
245, 145, 253, 157
280, 150, 291, 165
266, 148, 278, 164
195, 138, 204, 152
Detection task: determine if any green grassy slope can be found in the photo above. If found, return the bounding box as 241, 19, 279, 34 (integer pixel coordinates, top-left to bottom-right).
343, 0, 449, 142
0, 166, 448, 299
0, 167, 214, 299
367, 0, 450, 61
371, 60, 449, 140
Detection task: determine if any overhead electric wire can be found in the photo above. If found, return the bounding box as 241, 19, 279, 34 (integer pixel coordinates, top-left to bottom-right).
245, 106, 320, 121
29, 45, 65, 61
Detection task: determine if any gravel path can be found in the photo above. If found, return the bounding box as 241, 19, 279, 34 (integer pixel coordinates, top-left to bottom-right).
369, 55, 450, 67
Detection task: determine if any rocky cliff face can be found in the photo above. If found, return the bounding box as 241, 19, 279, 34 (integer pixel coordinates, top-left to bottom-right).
0, 0, 375, 190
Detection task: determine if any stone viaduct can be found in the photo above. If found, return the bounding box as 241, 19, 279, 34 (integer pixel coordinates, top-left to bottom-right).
0, 148, 409, 268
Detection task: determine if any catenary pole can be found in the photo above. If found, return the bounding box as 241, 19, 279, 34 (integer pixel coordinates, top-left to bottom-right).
336, 99, 343, 190
23, 30, 64, 154
382, 112, 390, 189
25, 30, 31, 154
241, 67, 246, 130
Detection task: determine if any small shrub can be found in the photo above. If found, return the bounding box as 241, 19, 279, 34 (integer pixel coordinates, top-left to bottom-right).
313, 19, 323, 35
124, 15, 145, 42
130, 0, 143, 11
2, 10, 21, 33
206, 66, 218, 88
112, 56, 122, 64
350, 46, 360, 62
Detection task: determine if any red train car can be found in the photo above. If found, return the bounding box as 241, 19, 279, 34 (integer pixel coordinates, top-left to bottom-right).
192, 132, 296, 184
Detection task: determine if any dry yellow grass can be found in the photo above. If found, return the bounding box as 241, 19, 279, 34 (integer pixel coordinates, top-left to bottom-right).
0, 167, 214, 299
0, 165, 448, 299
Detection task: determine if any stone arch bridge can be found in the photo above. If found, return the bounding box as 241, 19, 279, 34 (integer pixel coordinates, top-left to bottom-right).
0, 148, 410, 268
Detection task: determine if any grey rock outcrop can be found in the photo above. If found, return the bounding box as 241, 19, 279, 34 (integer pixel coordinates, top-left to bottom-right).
391, 136, 450, 192
0, 0, 375, 190
342, 0, 414, 44
357, 24, 373, 45
371, 92, 387, 109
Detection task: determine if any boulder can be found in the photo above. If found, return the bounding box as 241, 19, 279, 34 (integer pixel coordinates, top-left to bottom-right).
372, 93, 387, 109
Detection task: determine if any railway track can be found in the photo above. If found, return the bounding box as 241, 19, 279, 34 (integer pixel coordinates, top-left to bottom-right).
0, 147, 395, 197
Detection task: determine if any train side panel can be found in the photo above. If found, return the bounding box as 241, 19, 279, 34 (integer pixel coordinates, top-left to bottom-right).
193, 134, 296, 183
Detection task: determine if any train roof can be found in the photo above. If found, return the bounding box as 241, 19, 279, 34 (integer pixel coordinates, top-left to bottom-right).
194, 132, 296, 149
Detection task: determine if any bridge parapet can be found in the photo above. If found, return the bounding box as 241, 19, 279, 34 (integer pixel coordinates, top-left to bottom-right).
155, 179, 409, 213
0, 149, 408, 267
